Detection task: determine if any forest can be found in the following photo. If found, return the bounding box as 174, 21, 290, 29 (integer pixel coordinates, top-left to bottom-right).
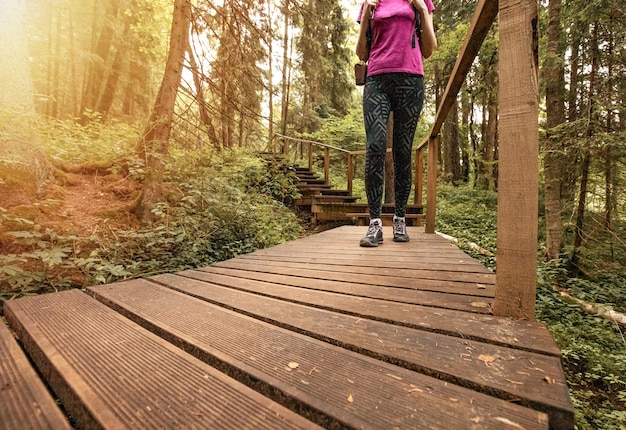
0, 0, 624, 428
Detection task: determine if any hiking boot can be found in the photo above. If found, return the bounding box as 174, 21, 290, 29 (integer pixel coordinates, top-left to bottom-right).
359, 219, 383, 247
393, 216, 410, 242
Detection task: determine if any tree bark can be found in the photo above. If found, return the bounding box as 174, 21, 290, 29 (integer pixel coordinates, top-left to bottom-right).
571, 23, 598, 275
80, 0, 120, 121
443, 98, 462, 184
543, 0, 566, 260
132, 0, 191, 222
280, 0, 291, 139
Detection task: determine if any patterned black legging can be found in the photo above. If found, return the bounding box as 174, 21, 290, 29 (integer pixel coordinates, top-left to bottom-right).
363, 73, 424, 219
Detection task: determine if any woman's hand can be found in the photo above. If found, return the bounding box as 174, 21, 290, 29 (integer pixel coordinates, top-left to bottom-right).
361, 0, 378, 22
366, 0, 380, 10
408, 0, 428, 14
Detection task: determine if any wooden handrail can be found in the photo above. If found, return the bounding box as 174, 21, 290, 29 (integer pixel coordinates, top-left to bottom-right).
422, 0, 499, 233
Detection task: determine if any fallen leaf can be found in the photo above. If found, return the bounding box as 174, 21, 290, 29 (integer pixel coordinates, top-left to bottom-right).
288, 362, 299, 369
477, 354, 495, 364
505, 379, 524, 385
494, 417, 525, 429
471, 302, 490, 308
386, 373, 402, 380
476, 284, 487, 289
347, 394, 354, 403
544, 376, 555, 384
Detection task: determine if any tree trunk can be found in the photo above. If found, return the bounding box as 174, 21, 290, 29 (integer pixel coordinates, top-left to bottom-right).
80, 0, 120, 121
280, 0, 290, 139
460, 86, 470, 182
571, 151, 590, 275
571, 23, 598, 275
132, 0, 191, 222
543, 0, 566, 260
267, 0, 274, 143
443, 98, 462, 184
97, 22, 131, 122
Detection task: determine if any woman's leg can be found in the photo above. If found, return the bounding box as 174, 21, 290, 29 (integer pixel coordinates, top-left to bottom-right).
363, 76, 392, 220
389, 74, 424, 217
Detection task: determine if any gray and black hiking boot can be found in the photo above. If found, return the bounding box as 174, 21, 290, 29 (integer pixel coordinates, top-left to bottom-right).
359, 219, 383, 247
392, 216, 410, 242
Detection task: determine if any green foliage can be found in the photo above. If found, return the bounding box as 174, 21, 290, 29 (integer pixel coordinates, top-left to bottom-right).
1, 143, 302, 307
43, 117, 139, 165
96, 149, 302, 273
435, 184, 498, 267
437, 184, 626, 429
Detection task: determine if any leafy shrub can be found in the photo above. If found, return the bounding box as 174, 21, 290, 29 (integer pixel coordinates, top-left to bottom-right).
1, 145, 302, 307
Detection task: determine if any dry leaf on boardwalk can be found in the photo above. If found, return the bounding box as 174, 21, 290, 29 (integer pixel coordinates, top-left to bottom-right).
477, 354, 495, 364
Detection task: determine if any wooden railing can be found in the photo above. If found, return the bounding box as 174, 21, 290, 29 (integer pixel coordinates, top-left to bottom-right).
417, 0, 499, 232
270, 133, 424, 205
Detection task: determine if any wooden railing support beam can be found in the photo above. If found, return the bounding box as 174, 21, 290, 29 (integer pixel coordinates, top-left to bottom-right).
425, 136, 439, 233
493, 0, 539, 320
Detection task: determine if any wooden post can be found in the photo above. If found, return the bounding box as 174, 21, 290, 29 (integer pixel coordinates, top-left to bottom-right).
425, 136, 439, 233
347, 153, 353, 196
415, 148, 424, 227
308, 143, 313, 171
324, 147, 330, 185
414, 148, 423, 205
493, 0, 539, 320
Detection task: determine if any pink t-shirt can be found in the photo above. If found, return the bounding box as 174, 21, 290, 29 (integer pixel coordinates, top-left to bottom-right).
357, 0, 435, 76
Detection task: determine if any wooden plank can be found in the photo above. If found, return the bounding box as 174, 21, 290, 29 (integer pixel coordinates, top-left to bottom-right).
239, 254, 494, 275
3, 290, 321, 430
219, 259, 494, 285
149, 273, 572, 428
201, 265, 494, 314
249, 248, 486, 267
89, 279, 550, 430
183, 268, 559, 355
0, 319, 72, 430
213, 259, 494, 295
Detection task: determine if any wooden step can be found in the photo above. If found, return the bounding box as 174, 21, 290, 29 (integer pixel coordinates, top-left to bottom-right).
299, 188, 351, 197
88, 279, 551, 430
297, 196, 359, 206
297, 180, 326, 187
345, 212, 423, 226
3, 290, 321, 430
0, 320, 72, 430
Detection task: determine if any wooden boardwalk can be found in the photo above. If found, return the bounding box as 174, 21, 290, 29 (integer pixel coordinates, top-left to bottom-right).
2, 226, 574, 429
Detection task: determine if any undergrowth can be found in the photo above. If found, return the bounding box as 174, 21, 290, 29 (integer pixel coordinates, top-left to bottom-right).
0, 122, 302, 306
435, 183, 626, 429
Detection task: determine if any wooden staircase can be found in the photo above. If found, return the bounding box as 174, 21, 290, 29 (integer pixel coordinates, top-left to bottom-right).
292, 166, 423, 226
